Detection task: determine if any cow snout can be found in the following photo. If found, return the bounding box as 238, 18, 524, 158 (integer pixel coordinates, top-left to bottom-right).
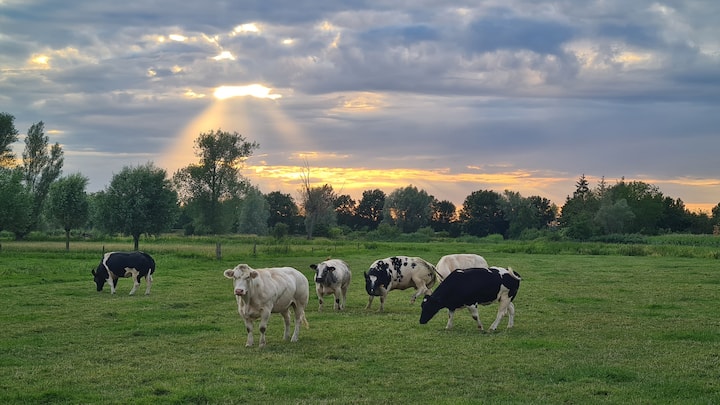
235, 289, 246, 296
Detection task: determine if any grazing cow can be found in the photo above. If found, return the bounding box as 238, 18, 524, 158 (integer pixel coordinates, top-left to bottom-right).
420, 267, 521, 331
435, 254, 489, 330
364, 256, 436, 311
223, 264, 309, 347
310, 259, 352, 311
91, 251, 155, 295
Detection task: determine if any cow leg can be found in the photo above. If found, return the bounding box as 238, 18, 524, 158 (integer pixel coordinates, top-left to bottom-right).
467, 304, 484, 331
333, 286, 343, 311
144, 272, 153, 295
379, 293, 387, 312
258, 309, 272, 347
243, 317, 255, 347
317, 288, 325, 311
410, 282, 429, 304
125, 267, 140, 295
490, 297, 511, 331
446, 309, 455, 330
340, 285, 349, 311
291, 305, 305, 342
506, 302, 516, 329
365, 295, 374, 310
280, 310, 292, 341
107, 277, 116, 294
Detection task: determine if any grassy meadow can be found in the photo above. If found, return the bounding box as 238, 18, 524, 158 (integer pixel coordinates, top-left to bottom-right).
1, 237, 719, 404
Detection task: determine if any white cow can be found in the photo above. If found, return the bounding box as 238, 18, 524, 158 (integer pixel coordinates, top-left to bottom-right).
223, 264, 309, 347
310, 259, 352, 311
435, 254, 489, 330
363, 256, 437, 311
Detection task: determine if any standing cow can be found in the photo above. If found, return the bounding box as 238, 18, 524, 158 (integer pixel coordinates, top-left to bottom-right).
310, 259, 352, 311
420, 267, 521, 332
91, 251, 155, 295
223, 264, 309, 347
364, 256, 436, 311
435, 254, 489, 329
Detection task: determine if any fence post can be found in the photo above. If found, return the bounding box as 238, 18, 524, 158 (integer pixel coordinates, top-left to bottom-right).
216, 242, 222, 260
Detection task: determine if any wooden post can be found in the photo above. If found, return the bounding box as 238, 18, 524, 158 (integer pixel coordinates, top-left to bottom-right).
216, 242, 222, 260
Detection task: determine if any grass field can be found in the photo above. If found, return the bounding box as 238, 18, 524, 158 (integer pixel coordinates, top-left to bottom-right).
1, 239, 719, 404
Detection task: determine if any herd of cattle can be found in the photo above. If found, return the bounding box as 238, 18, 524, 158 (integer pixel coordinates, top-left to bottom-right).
92, 251, 522, 347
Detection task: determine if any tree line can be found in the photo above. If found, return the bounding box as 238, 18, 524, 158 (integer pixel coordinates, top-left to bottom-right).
2, 112, 719, 249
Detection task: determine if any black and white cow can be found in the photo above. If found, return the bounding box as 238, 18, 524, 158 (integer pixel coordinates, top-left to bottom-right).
92, 251, 155, 295
310, 258, 352, 311
435, 253, 489, 330
364, 256, 436, 311
420, 267, 521, 331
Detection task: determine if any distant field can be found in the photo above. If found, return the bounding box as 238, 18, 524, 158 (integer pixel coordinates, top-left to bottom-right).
1, 239, 719, 404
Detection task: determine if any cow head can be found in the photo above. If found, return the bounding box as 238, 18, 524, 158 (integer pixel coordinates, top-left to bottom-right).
419, 295, 443, 324
310, 262, 337, 285
223, 264, 258, 296
91, 266, 107, 292
364, 260, 391, 296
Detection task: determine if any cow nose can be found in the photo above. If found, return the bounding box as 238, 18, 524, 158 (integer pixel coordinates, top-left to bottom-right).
235, 289, 245, 296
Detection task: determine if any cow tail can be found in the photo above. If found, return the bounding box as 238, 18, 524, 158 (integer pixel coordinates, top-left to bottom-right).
430, 264, 443, 283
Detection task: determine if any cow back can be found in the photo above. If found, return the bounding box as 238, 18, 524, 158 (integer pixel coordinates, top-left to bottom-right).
436, 254, 488, 280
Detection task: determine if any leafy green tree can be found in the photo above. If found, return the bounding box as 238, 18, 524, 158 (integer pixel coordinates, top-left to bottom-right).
430, 199, 456, 233
265, 191, 300, 234
607, 180, 664, 234
173, 129, 258, 234
500, 191, 558, 238
46, 173, 89, 250
594, 199, 635, 234
0, 112, 19, 168
301, 184, 336, 239
334, 194, 357, 229
560, 175, 600, 240
382, 185, 433, 233
98, 163, 178, 250
459, 190, 507, 237
20, 121, 63, 237
237, 185, 269, 235
298, 163, 336, 239
0, 167, 31, 235
356, 189, 385, 230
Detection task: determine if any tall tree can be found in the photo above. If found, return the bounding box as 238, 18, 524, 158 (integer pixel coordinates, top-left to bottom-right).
173, 129, 258, 234
98, 163, 178, 250
237, 185, 269, 235
0, 167, 32, 234
265, 191, 300, 233
299, 163, 336, 239
0, 112, 19, 168
334, 194, 357, 229
459, 190, 507, 237
20, 121, 63, 237
560, 175, 600, 240
46, 173, 89, 250
382, 185, 433, 233
430, 199, 456, 232
356, 189, 385, 230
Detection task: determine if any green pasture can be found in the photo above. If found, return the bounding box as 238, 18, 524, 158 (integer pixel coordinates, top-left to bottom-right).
1, 239, 719, 404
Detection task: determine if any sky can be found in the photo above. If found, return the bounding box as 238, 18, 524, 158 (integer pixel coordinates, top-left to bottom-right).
1, 0, 719, 212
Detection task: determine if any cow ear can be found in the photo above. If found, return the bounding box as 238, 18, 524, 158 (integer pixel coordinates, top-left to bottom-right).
91, 269, 96, 275
249, 270, 259, 279
223, 269, 236, 279
363, 271, 369, 278
310, 264, 317, 270
327, 266, 335, 272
